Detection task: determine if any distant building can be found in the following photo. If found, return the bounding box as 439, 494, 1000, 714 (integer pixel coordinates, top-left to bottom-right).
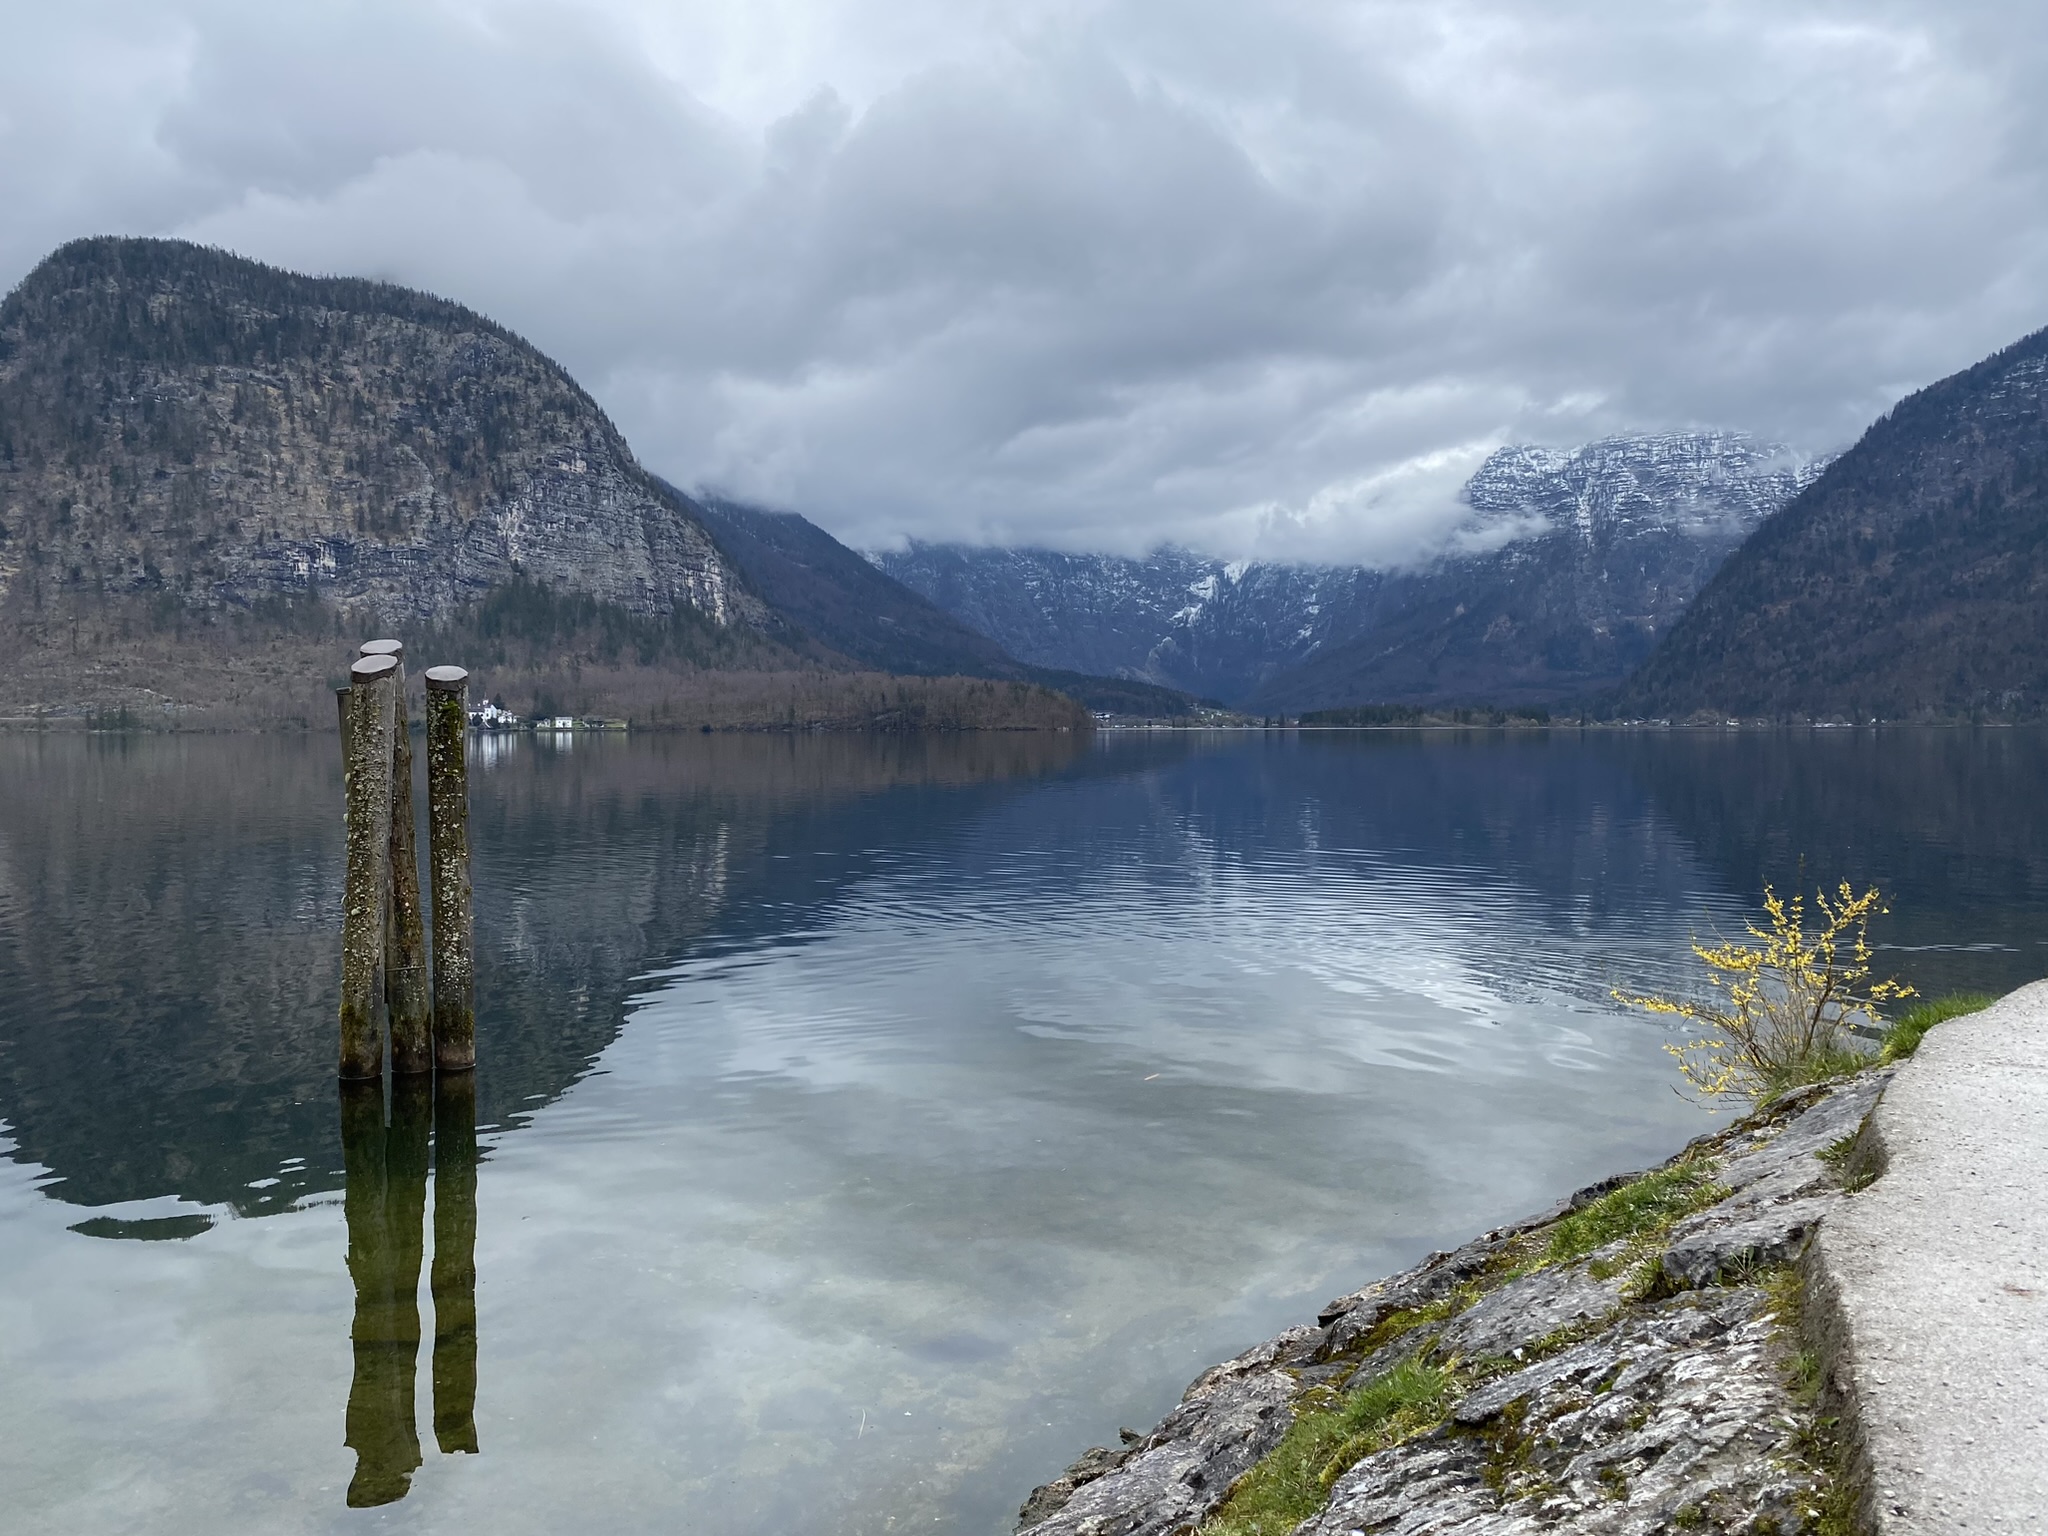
467, 699, 521, 730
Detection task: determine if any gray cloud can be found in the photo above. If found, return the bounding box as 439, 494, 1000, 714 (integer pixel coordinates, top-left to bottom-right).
2, 0, 2044, 561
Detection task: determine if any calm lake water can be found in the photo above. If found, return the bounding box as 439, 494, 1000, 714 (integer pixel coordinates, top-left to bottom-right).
1, 727, 2043, 1533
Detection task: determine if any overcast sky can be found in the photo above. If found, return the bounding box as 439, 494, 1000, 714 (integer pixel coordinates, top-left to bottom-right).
3, 1, 2045, 561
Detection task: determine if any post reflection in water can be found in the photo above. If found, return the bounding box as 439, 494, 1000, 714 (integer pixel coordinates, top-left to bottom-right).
432, 1071, 481, 1455
338, 1073, 480, 1508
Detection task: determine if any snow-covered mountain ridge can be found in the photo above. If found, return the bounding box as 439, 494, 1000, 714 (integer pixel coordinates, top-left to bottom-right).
1461, 432, 1817, 542
871, 433, 1824, 710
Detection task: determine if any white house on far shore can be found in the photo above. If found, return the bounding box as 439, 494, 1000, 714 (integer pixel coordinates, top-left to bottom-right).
466, 699, 522, 730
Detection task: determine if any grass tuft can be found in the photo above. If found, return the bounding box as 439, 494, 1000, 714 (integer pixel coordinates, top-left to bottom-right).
1878, 992, 1995, 1064
1200, 1360, 1458, 1536
1313, 1360, 1463, 1490
1760, 1043, 1875, 1098
1543, 1162, 1728, 1271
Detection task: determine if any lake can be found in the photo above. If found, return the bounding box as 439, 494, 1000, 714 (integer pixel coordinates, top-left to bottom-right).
1, 727, 2041, 1533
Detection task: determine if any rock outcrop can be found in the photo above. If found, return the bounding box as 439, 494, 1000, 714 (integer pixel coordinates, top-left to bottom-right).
1017, 1072, 1890, 1536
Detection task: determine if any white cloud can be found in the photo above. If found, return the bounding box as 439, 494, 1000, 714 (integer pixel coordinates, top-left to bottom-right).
3, 0, 2045, 561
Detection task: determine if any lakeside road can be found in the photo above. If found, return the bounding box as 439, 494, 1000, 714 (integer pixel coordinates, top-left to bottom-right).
1809, 981, 2048, 1533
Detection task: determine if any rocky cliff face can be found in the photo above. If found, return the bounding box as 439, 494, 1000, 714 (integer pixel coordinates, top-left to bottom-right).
873, 434, 1821, 710
0, 237, 763, 632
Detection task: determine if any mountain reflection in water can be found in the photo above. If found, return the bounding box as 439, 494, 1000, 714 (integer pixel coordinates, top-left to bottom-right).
4, 728, 2048, 1535
0, 728, 1088, 1218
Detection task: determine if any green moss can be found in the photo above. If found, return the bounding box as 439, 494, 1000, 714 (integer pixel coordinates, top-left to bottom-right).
1478, 1398, 1540, 1498
1355, 1285, 1481, 1354
1199, 1360, 1459, 1536
1517, 1314, 1611, 1363
1764, 1264, 1862, 1536
1543, 1162, 1728, 1270
1879, 992, 1995, 1064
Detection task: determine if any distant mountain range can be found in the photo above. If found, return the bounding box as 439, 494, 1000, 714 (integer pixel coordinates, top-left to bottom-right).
10, 236, 2047, 727
689, 495, 1201, 717
872, 433, 1823, 710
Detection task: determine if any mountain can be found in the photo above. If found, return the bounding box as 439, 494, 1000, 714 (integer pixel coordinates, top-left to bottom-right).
0, 238, 1086, 730
693, 494, 1021, 677
1244, 434, 1821, 712
866, 543, 1380, 706
1615, 326, 2048, 720
693, 494, 1212, 717
873, 433, 1821, 710
0, 237, 763, 630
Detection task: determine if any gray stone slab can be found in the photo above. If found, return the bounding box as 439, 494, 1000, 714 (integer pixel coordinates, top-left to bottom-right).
1317, 1237, 1509, 1358
1806, 981, 2048, 1534
1016, 1330, 1306, 1535
1323, 1289, 1809, 1534
1435, 1262, 1626, 1360
1715, 1069, 1890, 1203
1660, 1196, 1833, 1289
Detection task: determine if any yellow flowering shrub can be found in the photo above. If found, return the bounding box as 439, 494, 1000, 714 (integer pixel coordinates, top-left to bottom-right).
1616, 882, 1914, 1102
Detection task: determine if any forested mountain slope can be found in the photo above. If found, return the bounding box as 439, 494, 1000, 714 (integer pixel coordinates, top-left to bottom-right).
1615, 325, 2048, 719
693, 494, 1019, 677
694, 495, 1207, 716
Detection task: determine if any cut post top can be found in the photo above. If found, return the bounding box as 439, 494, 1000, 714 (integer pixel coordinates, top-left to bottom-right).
425, 666, 470, 691
350, 654, 399, 683
359, 638, 404, 659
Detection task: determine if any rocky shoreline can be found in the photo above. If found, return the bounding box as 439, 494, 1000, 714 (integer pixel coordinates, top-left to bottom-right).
1017, 1071, 1891, 1536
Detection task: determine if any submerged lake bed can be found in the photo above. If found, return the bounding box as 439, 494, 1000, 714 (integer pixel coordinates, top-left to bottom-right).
1, 728, 2042, 1533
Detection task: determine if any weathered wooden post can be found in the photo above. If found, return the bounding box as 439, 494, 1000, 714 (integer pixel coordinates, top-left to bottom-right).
425, 665, 475, 1070
360, 640, 433, 1075
340, 653, 398, 1080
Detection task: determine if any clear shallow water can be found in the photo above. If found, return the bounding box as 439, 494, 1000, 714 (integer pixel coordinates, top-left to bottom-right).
1, 727, 2044, 1533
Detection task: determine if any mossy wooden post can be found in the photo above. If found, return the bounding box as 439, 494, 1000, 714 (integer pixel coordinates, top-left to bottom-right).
340, 653, 398, 1080
360, 640, 432, 1075
425, 665, 475, 1070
